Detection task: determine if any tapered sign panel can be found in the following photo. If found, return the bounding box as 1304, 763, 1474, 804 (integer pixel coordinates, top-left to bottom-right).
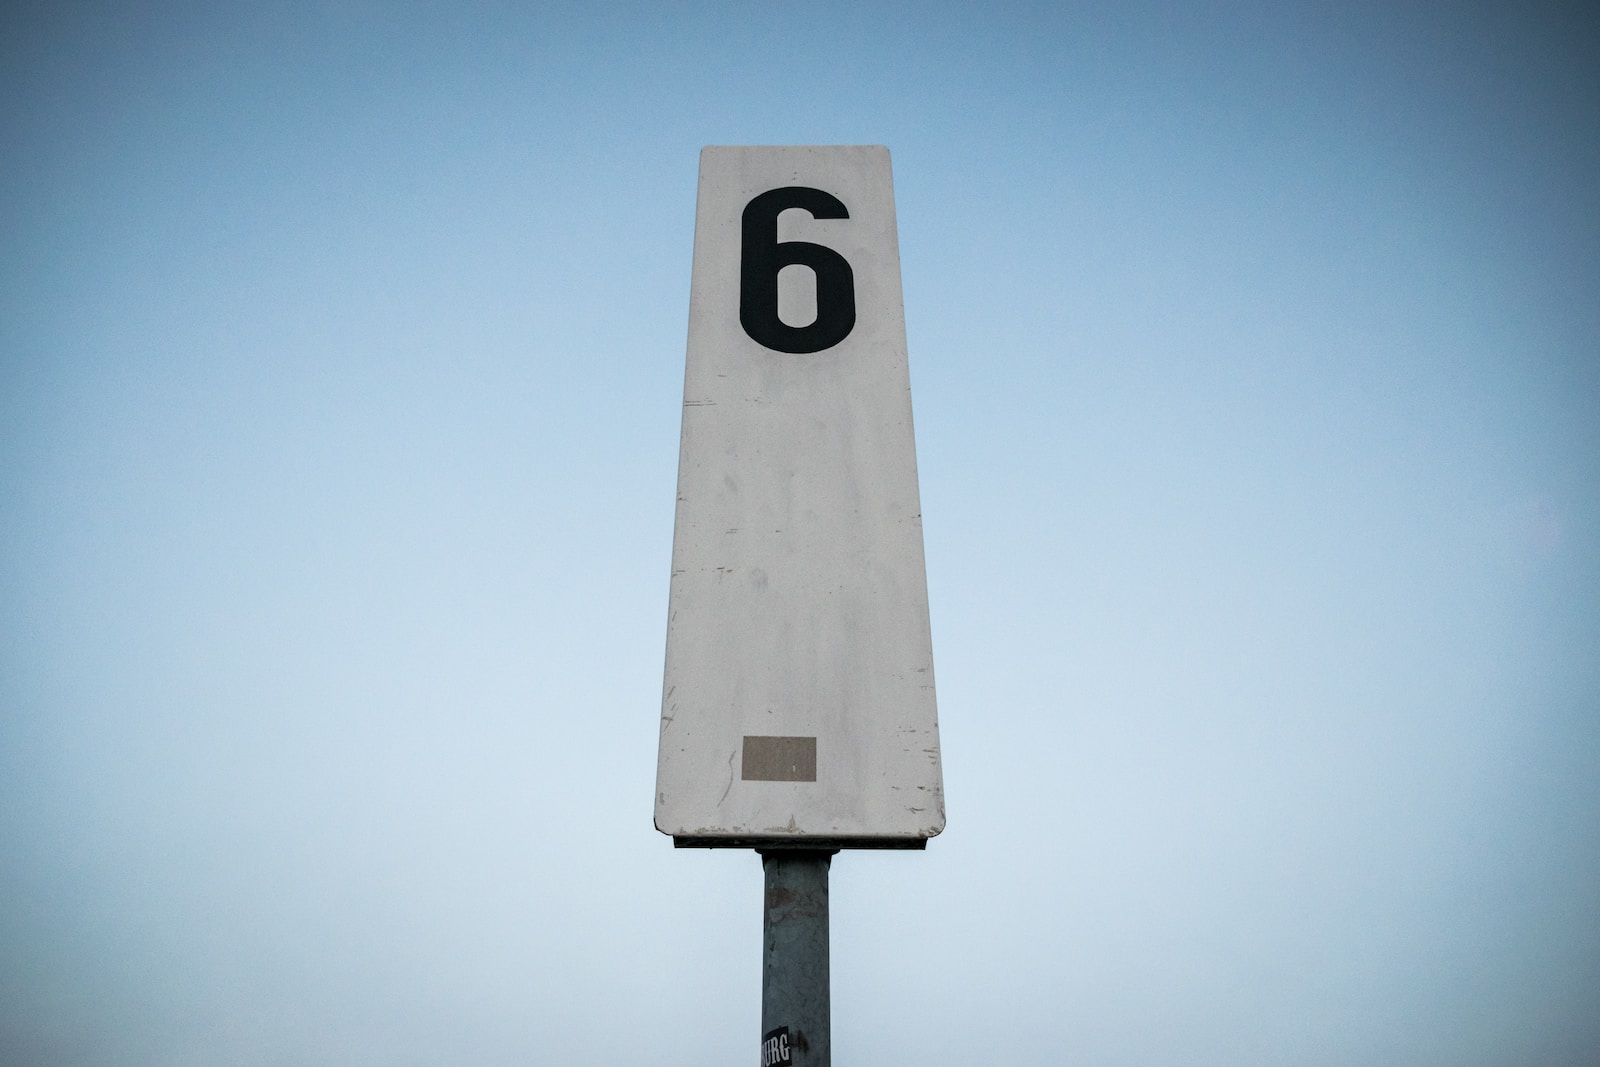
656, 145, 944, 848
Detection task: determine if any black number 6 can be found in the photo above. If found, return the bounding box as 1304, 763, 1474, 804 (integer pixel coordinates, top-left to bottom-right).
739, 186, 856, 353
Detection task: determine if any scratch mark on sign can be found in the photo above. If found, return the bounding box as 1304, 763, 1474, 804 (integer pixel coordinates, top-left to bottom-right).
716, 749, 737, 807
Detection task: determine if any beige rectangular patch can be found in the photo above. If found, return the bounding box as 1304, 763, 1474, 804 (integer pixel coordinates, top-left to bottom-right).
741, 736, 817, 782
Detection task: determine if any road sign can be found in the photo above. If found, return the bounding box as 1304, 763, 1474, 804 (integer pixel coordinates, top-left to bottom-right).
655, 145, 944, 849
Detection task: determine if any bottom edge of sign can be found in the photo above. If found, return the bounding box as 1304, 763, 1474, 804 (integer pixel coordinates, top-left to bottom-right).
672, 834, 930, 851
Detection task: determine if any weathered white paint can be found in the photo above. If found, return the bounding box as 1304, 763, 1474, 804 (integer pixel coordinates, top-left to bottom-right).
656, 145, 944, 848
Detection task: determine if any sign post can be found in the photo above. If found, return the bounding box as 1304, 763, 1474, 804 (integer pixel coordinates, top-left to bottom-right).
657, 145, 942, 1066
760, 849, 833, 1067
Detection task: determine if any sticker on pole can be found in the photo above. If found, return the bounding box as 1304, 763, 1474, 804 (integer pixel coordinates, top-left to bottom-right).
760, 1026, 792, 1066
655, 145, 944, 849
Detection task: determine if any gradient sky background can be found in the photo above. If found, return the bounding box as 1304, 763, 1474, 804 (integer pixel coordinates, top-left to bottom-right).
3, 3, 1598, 1065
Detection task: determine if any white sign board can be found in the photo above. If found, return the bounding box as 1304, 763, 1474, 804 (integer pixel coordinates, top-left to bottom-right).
655, 145, 944, 848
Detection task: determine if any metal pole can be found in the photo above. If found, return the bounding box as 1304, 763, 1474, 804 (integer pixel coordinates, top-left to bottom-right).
760, 849, 835, 1067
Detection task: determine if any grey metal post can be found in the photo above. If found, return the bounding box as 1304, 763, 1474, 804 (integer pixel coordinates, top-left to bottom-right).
760, 850, 835, 1067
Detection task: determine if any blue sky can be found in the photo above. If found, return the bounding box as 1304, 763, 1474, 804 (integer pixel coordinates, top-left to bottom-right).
3, 3, 1597, 1064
